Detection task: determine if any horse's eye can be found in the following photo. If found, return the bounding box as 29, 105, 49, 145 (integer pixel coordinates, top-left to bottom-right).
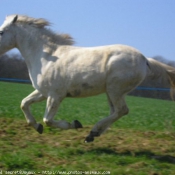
0, 31, 4, 36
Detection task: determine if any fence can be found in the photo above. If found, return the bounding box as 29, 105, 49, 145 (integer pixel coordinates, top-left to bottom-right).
0, 77, 170, 92
0, 78, 31, 83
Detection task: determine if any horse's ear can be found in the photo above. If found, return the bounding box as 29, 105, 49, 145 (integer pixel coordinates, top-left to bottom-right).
12, 15, 18, 23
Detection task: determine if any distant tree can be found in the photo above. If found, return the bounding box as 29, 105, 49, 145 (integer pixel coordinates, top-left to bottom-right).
153, 56, 175, 67
0, 53, 29, 79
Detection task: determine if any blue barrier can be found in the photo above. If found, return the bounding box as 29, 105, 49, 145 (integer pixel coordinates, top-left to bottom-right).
0, 77, 171, 91
136, 86, 170, 91
0, 78, 31, 83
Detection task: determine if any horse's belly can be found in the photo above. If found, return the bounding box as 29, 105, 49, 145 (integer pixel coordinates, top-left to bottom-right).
66, 82, 105, 98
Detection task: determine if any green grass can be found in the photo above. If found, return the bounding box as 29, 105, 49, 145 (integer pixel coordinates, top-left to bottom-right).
1, 81, 175, 174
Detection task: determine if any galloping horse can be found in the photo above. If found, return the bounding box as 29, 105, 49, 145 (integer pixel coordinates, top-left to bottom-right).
0, 15, 175, 142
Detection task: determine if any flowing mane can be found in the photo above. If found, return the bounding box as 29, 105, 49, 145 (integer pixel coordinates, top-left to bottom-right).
8, 15, 74, 45
11, 15, 51, 28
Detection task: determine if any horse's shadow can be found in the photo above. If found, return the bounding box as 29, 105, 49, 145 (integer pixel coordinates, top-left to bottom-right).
85, 147, 175, 164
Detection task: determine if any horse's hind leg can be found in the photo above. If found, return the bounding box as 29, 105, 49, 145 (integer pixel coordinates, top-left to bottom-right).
21, 90, 46, 134
43, 93, 83, 130
85, 93, 129, 142
107, 93, 115, 115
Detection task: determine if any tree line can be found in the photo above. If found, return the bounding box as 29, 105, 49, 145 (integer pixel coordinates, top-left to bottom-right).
0, 53, 29, 80
0, 53, 175, 100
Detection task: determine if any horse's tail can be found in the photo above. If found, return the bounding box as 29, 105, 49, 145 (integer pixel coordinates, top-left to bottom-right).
147, 58, 175, 99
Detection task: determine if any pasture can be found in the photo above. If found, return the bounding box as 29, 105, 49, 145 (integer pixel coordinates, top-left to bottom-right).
0, 82, 175, 174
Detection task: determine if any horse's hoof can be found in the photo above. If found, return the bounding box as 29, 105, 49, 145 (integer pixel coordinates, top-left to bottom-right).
84, 136, 94, 143
36, 123, 43, 134
74, 120, 83, 129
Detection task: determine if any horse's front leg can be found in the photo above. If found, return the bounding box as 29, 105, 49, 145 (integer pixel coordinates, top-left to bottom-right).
43, 93, 83, 130
21, 90, 46, 134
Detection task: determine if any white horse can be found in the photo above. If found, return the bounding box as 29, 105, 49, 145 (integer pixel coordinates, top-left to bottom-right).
0, 15, 175, 142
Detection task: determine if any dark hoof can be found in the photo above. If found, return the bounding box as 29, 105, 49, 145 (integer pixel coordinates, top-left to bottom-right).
74, 120, 83, 129
84, 131, 100, 143
85, 136, 94, 143
36, 123, 43, 134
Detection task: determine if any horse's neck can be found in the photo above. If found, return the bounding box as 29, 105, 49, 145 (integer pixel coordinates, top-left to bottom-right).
15, 26, 53, 84
16, 27, 43, 60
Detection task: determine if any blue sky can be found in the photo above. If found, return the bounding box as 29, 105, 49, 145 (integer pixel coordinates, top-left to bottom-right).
0, 0, 175, 60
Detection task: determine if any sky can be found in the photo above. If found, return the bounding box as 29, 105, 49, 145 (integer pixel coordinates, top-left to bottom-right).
0, 0, 175, 61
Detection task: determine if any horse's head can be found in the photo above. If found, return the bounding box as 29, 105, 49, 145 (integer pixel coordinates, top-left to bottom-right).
0, 15, 18, 55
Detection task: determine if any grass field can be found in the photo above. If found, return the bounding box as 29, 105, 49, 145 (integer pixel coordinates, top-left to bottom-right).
1, 82, 175, 174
